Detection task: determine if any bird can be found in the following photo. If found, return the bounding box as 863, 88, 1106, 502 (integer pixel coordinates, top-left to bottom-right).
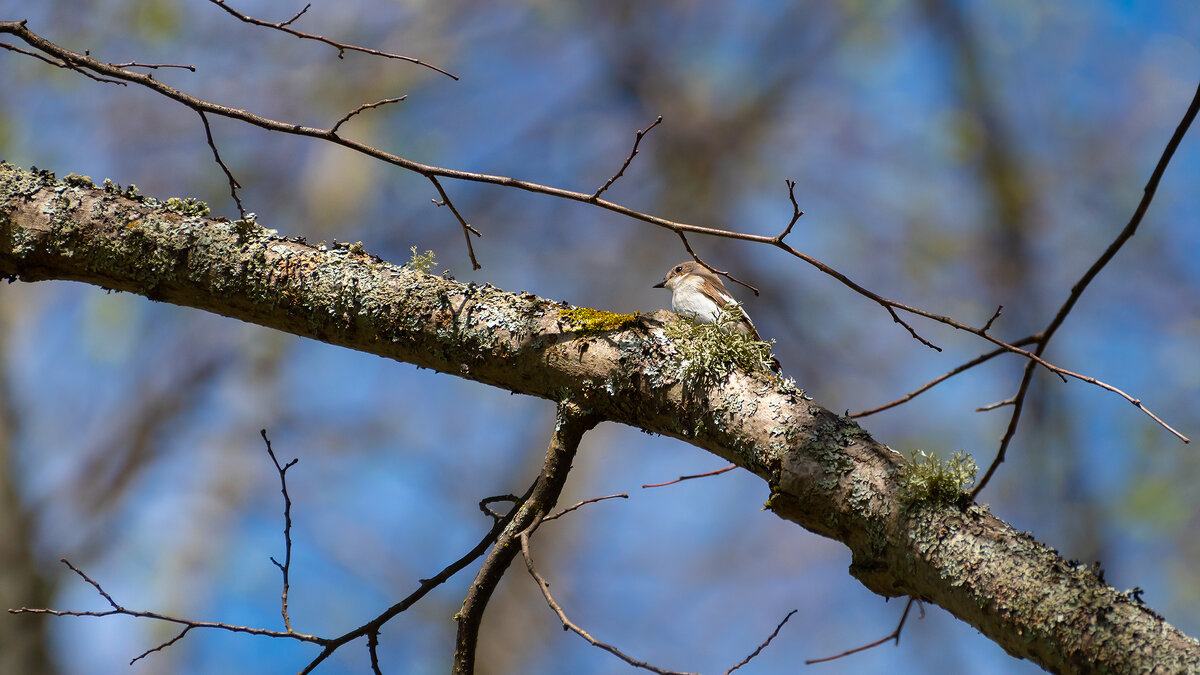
653, 261, 763, 340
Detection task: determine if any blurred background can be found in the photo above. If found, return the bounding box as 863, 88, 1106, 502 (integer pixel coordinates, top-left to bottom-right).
1, 1, 1198, 673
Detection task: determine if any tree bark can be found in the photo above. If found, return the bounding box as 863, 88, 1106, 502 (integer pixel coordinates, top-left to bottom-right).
2, 162, 1196, 673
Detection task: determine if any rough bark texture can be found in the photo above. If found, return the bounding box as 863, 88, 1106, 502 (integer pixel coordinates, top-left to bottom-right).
1, 162, 1196, 673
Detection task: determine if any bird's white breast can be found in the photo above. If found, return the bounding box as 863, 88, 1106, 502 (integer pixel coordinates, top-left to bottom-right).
671, 275, 723, 324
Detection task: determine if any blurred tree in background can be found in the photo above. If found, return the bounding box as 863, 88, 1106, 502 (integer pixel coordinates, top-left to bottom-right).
0, 1, 1198, 673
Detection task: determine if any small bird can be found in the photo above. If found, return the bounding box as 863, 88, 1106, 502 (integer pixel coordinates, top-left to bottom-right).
653, 261, 763, 340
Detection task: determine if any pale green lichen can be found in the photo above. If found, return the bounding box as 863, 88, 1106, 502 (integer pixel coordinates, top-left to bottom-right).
898, 449, 977, 506
558, 306, 640, 332
163, 197, 211, 217
663, 305, 777, 380
406, 246, 438, 274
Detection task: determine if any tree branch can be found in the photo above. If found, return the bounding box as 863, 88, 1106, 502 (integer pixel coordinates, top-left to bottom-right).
2, 163, 1199, 672
453, 401, 599, 673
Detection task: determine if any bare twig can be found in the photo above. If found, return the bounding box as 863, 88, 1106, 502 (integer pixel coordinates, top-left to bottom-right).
805, 597, 920, 664
0, 32, 126, 85
109, 61, 195, 71
975, 397, 1015, 412
724, 609, 798, 674
543, 493, 629, 521
592, 115, 663, 200
300, 477, 541, 674
452, 402, 599, 674
204, 0, 457, 80
478, 494, 521, 522
260, 430, 299, 633
520, 531, 696, 675
772, 179, 804, 243
429, 175, 482, 270
10, 558, 327, 645
675, 231, 760, 296
972, 78, 1200, 497
850, 336, 1038, 418
130, 626, 192, 665
0, 20, 1188, 443
330, 96, 407, 135
642, 464, 736, 489
981, 305, 1003, 332
197, 110, 246, 220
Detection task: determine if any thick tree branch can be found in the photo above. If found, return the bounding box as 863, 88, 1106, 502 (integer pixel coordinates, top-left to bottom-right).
453, 402, 598, 673
2, 163, 1198, 672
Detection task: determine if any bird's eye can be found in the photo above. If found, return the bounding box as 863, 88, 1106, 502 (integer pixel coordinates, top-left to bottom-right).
674, 266, 682, 273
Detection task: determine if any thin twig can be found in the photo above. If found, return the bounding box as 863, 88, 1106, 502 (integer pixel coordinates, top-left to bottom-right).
130, 626, 192, 665
772, 179, 804, 243
850, 336, 1038, 418
543, 493, 629, 521
109, 61, 195, 71
0, 35, 126, 85
429, 175, 482, 270
520, 531, 696, 675
0, 20, 1188, 442
981, 305, 1003, 332
592, 115, 663, 200
478, 494, 521, 522
261, 429, 299, 633
9, 559, 327, 644
724, 609, 798, 674
301, 479, 541, 674
972, 78, 1200, 496
197, 110, 246, 220
975, 397, 1015, 412
204, 0, 457, 80
330, 96, 406, 134
675, 231, 760, 296
642, 464, 736, 489
805, 598, 920, 664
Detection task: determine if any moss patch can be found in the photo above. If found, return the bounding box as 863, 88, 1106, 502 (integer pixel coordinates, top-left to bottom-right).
558, 306, 641, 332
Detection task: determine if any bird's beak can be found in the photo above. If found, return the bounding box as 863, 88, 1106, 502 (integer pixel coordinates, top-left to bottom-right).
652, 280, 665, 288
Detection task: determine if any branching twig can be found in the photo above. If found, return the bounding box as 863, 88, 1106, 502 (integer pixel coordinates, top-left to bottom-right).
9, 558, 327, 645
850, 336, 1038, 418
0, 32, 126, 85
592, 115, 663, 200
429, 175, 482, 270
971, 78, 1200, 496
452, 402, 599, 674
204, 0, 457, 80
1, 19, 1189, 453
805, 597, 921, 664
301, 479, 541, 674
642, 464, 736, 489
772, 179, 804, 243
261, 430, 299, 633
198, 110, 246, 220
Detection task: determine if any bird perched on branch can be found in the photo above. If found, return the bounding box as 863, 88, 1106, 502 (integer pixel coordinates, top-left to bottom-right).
653, 261, 763, 340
